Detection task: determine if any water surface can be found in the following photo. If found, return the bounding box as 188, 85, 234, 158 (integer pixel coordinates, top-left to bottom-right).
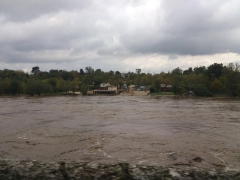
0, 96, 239, 169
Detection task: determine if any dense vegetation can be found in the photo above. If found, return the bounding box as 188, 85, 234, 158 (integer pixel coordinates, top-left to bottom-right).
0, 63, 240, 97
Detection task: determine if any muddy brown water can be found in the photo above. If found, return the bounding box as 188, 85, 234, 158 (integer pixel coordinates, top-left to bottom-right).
0, 96, 240, 169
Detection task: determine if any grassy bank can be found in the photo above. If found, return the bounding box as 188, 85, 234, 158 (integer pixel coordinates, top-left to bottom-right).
151, 92, 175, 96
212, 93, 229, 97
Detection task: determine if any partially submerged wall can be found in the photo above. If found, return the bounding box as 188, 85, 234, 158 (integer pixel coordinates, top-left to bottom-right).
0, 159, 240, 180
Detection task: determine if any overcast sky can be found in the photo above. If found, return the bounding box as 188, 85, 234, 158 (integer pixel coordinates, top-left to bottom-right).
0, 0, 240, 73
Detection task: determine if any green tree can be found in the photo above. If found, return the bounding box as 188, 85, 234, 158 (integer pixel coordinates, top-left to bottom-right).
140, 76, 149, 86
109, 70, 114, 76
134, 76, 140, 86
192, 84, 213, 96
0, 80, 4, 95
2, 78, 11, 95
80, 84, 88, 95
115, 71, 121, 75
82, 74, 91, 85
56, 79, 68, 92
61, 71, 74, 81
171, 67, 182, 75
79, 69, 85, 76
193, 66, 206, 74
85, 66, 94, 74
95, 69, 102, 74
126, 80, 131, 87
223, 63, 240, 96
10, 79, 22, 95
48, 78, 58, 92
31, 66, 40, 74
93, 75, 104, 86
183, 67, 193, 75
206, 63, 223, 79
153, 78, 161, 92
209, 79, 225, 93
136, 69, 141, 75
26, 80, 53, 96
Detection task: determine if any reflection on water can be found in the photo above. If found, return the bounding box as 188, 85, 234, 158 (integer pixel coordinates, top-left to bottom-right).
0, 96, 240, 169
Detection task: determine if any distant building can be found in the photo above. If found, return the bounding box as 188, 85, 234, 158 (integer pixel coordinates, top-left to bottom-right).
108, 85, 118, 94
94, 84, 118, 95
100, 83, 111, 87
160, 84, 172, 91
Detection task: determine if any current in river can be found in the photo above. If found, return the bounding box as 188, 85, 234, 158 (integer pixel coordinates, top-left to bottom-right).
0, 96, 240, 169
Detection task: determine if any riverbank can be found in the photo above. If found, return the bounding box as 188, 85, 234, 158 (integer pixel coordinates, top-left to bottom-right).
150, 92, 240, 99
0, 93, 239, 99
151, 92, 175, 96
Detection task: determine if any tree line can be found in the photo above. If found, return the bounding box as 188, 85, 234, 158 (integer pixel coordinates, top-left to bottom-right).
0, 63, 240, 97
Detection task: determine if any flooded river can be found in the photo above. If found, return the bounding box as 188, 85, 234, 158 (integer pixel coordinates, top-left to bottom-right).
0, 96, 240, 169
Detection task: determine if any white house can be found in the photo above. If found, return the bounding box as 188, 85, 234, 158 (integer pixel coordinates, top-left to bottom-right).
100, 83, 110, 87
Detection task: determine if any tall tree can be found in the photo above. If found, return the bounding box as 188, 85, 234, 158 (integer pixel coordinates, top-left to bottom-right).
206, 63, 223, 79
194, 66, 206, 74
31, 66, 40, 74
95, 69, 102, 74
79, 69, 85, 76
115, 71, 121, 75
136, 69, 141, 75
154, 78, 161, 92
171, 67, 182, 75
223, 63, 240, 96
183, 67, 193, 75
10, 79, 22, 95
85, 66, 94, 74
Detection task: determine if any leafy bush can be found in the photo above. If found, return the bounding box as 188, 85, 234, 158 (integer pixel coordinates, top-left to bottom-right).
26, 80, 53, 96
150, 87, 156, 93
193, 84, 213, 96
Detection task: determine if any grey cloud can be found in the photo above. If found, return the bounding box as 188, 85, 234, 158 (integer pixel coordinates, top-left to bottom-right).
168, 55, 179, 60
0, 8, 106, 52
0, 0, 240, 72
0, 46, 69, 64
0, 0, 92, 22
121, 0, 240, 56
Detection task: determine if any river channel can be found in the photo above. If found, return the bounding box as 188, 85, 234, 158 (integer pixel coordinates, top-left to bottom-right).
0, 96, 240, 169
